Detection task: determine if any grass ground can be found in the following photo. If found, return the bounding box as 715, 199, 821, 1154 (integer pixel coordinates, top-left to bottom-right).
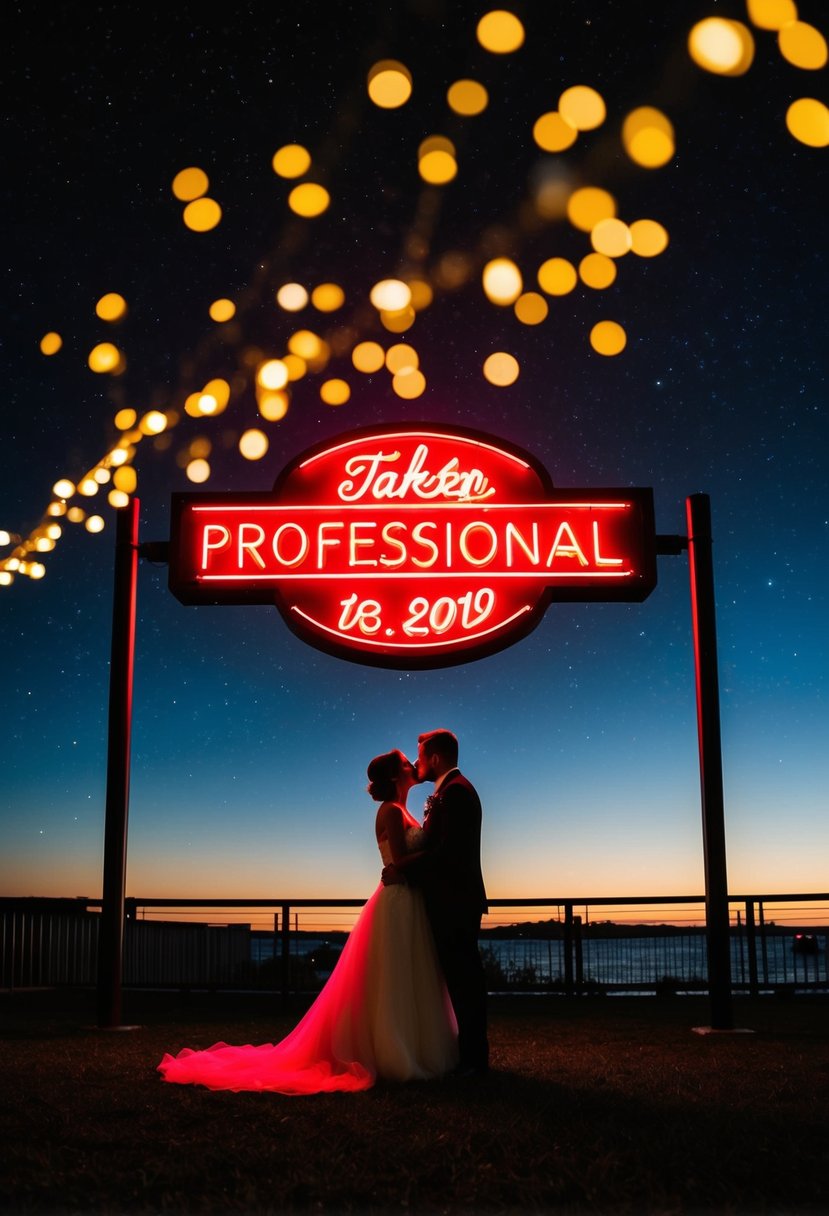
1, 988, 827, 1216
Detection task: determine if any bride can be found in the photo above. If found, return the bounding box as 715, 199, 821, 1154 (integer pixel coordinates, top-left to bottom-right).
157, 749, 458, 1093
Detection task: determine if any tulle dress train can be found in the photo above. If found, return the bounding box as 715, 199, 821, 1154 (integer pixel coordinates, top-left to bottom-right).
157, 866, 458, 1094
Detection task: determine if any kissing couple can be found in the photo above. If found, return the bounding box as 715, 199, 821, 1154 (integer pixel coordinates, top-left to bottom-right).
158, 728, 489, 1093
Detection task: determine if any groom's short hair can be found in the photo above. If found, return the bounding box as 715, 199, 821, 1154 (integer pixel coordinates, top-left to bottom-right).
418, 728, 458, 767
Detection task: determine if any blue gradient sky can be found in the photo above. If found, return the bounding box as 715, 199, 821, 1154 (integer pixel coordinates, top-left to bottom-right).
2, 4, 827, 919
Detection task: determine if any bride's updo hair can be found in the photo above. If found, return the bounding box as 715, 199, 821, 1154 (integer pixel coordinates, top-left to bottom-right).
366, 749, 405, 802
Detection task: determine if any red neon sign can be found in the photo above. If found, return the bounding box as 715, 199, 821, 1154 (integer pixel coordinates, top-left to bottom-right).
169, 424, 657, 667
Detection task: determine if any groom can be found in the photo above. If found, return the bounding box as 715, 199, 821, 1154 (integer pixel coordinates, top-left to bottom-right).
384, 727, 489, 1076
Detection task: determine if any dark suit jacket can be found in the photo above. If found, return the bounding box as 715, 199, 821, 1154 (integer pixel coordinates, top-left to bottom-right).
409, 770, 488, 922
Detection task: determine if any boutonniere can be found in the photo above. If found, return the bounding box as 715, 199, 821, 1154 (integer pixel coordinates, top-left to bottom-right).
424, 793, 440, 818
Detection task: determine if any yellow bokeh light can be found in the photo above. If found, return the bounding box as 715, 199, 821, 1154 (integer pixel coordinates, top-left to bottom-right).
283, 353, 307, 380
46, 502, 66, 517
258, 359, 290, 390
113, 466, 137, 494
93, 467, 110, 485
0, 571, 13, 586
172, 167, 208, 201
746, 0, 798, 31
567, 186, 616, 232
29, 563, 46, 579
114, 408, 137, 430
96, 292, 127, 322
418, 149, 458, 184
559, 86, 606, 131
108, 489, 129, 508
189, 437, 211, 459
184, 392, 205, 417
514, 292, 549, 325
477, 10, 525, 54
311, 282, 345, 312
386, 344, 419, 374
271, 143, 311, 178
483, 352, 520, 386
288, 329, 324, 361
370, 279, 412, 311
367, 60, 413, 109
257, 389, 290, 421
380, 306, 415, 333
352, 341, 386, 373
688, 18, 755, 75
392, 369, 426, 399
419, 134, 456, 158
67, 506, 86, 523
778, 22, 828, 70
627, 130, 674, 168
35, 536, 54, 552
590, 320, 627, 356
533, 111, 578, 152
88, 342, 121, 373
277, 282, 309, 311
85, 515, 105, 534
407, 279, 433, 311
786, 97, 829, 146
39, 331, 62, 356
622, 107, 676, 167
203, 378, 231, 411
482, 257, 523, 305
183, 197, 222, 232
537, 257, 577, 296
239, 429, 269, 460
591, 217, 632, 257
630, 218, 669, 257
287, 182, 330, 218
186, 459, 211, 484
140, 410, 167, 435
109, 447, 130, 466
209, 297, 236, 323
579, 252, 617, 289
45, 523, 62, 540
53, 478, 75, 499
447, 79, 488, 116
320, 378, 351, 406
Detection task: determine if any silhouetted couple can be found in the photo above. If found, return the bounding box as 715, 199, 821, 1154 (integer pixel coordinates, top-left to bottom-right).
158, 729, 489, 1093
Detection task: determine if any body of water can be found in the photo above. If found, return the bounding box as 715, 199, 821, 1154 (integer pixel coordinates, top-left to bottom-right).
251, 931, 827, 991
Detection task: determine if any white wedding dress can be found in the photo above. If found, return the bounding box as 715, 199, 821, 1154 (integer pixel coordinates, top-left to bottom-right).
157, 826, 458, 1093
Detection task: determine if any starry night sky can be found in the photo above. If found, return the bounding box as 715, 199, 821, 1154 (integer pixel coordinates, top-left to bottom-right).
2, 2, 827, 927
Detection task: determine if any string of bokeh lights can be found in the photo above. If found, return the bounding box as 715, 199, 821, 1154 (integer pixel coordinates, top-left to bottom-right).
2, 3, 826, 587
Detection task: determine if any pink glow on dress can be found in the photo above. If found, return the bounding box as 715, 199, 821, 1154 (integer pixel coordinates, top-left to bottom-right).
157, 880, 458, 1094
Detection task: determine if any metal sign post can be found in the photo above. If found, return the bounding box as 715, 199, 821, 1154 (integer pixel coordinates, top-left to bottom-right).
96, 498, 139, 1029
686, 494, 734, 1031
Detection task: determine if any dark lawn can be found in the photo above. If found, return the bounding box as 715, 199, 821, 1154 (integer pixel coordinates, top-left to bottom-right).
1, 988, 827, 1216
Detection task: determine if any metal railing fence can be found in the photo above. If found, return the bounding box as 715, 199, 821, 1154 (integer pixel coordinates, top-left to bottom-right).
2, 893, 827, 996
